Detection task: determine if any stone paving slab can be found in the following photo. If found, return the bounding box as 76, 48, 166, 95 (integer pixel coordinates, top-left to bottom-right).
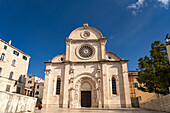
35, 108, 167, 113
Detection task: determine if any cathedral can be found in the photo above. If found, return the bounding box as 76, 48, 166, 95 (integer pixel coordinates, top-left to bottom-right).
42, 23, 131, 108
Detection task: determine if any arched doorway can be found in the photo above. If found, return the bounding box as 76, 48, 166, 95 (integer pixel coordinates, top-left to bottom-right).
73, 76, 98, 108
81, 82, 92, 107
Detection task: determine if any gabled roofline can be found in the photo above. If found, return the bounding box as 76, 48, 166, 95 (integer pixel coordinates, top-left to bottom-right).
0, 39, 31, 58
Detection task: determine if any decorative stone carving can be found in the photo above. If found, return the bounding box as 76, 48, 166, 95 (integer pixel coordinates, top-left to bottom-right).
44, 69, 51, 76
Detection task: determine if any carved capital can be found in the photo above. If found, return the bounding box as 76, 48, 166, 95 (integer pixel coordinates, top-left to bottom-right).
99, 38, 107, 45
64, 38, 72, 45
44, 69, 51, 76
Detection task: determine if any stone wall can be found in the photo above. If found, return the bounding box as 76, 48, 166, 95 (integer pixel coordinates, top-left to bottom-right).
140, 94, 170, 112
0, 91, 37, 113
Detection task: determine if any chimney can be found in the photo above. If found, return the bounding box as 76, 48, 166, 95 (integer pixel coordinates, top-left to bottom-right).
8, 40, 12, 45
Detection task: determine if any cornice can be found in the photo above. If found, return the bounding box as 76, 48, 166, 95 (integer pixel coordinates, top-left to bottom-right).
44, 59, 129, 65
0, 39, 31, 58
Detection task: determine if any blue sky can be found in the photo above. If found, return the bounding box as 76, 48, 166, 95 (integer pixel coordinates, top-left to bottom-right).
0, 0, 170, 79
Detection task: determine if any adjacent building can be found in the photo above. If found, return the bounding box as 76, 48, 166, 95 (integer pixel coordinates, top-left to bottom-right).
128, 71, 158, 106
43, 23, 131, 108
0, 39, 30, 94
25, 75, 44, 101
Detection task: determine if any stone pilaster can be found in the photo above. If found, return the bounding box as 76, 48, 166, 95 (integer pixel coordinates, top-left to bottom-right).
62, 63, 70, 108
42, 69, 51, 108
101, 63, 109, 108
121, 62, 131, 108
65, 38, 72, 61
99, 38, 107, 60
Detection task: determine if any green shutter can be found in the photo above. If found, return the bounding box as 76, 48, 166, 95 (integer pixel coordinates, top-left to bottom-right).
17, 52, 19, 56
13, 50, 15, 54
134, 83, 138, 88
4, 45, 7, 50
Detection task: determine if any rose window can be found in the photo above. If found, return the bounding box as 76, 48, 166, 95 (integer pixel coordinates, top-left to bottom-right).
78, 45, 93, 58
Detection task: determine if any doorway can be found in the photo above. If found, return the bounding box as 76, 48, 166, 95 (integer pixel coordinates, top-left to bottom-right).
81, 91, 91, 107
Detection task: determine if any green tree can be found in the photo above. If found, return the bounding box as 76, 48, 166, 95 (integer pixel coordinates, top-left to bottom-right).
137, 40, 170, 95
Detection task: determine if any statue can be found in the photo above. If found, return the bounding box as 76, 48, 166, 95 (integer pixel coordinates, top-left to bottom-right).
166, 34, 170, 39
165, 33, 170, 45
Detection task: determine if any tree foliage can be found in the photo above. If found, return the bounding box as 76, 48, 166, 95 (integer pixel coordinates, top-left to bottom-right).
137, 40, 170, 95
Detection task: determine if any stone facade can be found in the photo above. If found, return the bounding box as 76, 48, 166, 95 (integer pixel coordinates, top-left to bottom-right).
42, 23, 131, 108
25, 75, 44, 100
128, 71, 158, 103
0, 39, 30, 94
140, 94, 170, 112
0, 91, 37, 113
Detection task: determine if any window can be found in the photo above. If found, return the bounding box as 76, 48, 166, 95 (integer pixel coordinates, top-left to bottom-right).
4, 45, 7, 50
61, 58, 64, 61
108, 56, 111, 59
29, 76, 32, 78
12, 59, 16, 66
0, 68, 2, 76
35, 91, 39, 95
56, 78, 61, 95
37, 85, 39, 89
13, 50, 19, 56
9, 72, 13, 80
6, 85, 11, 92
23, 55, 27, 60
28, 81, 32, 84
112, 77, 117, 94
0, 53, 5, 61
134, 83, 138, 88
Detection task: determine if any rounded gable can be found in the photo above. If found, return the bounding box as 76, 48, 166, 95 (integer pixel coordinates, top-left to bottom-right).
106, 52, 121, 61
51, 53, 66, 62
68, 23, 104, 40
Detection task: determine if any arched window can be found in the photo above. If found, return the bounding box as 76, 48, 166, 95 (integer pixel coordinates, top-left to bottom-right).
9, 72, 13, 80
12, 59, 16, 66
0, 68, 2, 76
0, 53, 5, 61
112, 77, 117, 94
56, 78, 61, 95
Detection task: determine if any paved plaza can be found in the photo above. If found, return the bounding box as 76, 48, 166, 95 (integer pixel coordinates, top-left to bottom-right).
35, 108, 166, 113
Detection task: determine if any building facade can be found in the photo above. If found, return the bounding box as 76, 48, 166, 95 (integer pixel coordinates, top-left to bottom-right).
0, 39, 30, 94
25, 74, 44, 99
43, 23, 131, 108
128, 71, 158, 104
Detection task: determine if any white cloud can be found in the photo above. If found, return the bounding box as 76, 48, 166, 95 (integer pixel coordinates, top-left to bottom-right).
128, 0, 170, 15
128, 0, 145, 9
157, 0, 170, 8
127, 0, 145, 15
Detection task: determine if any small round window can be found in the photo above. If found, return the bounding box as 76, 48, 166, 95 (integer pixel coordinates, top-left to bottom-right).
108, 56, 111, 59
80, 31, 90, 39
